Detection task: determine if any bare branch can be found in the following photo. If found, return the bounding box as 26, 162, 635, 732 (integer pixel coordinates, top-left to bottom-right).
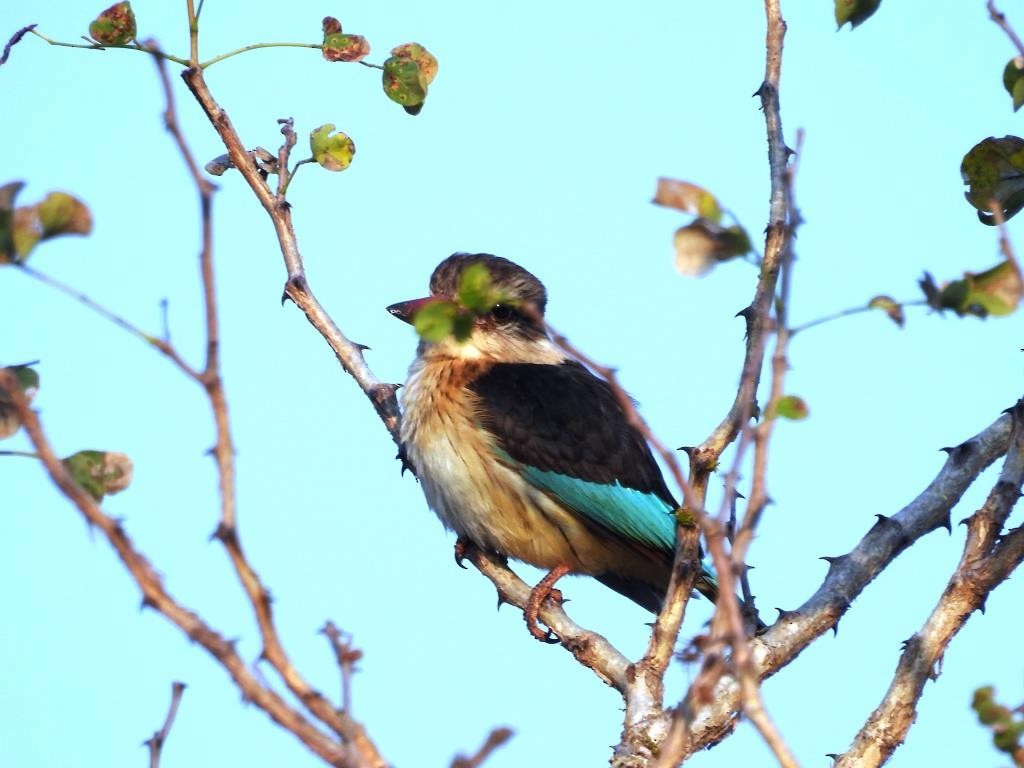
834, 400, 1024, 768
450, 727, 514, 768
145, 681, 186, 768
321, 622, 362, 715
676, 408, 1014, 756
178, 66, 403, 442
0, 371, 365, 767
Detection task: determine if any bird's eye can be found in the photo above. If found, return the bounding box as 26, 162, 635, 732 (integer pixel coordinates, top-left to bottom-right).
490, 303, 516, 322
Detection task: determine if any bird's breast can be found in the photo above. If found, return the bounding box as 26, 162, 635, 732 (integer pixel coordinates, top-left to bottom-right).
399, 358, 601, 570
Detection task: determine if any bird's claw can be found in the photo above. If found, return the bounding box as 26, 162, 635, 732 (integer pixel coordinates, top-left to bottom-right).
453, 537, 469, 569
524, 564, 570, 644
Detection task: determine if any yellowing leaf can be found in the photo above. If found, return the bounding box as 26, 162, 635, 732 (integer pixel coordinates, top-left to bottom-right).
653, 178, 723, 223
321, 17, 370, 64
835, 0, 881, 29
37, 192, 92, 237
89, 2, 136, 46
774, 395, 809, 421
310, 124, 356, 172
867, 295, 905, 328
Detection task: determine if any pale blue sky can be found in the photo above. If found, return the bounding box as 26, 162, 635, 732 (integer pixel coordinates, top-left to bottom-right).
2, 2, 1022, 767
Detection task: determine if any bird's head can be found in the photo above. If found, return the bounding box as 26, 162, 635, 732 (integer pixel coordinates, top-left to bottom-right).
387, 253, 560, 362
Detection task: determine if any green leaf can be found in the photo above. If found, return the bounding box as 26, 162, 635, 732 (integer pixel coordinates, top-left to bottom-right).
0, 363, 39, 440
321, 18, 370, 63
310, 124, 356, 172
413, 300, 457, 341
961, 136, 1024, 224
652, 178, 723, 223
774, 395, 809, 421
919, 260, 1023, 318
1004, 57, 1024, 112
0, 180, 25, 264
62, 450, 133, 501
673, 220, 752, 276
867, 295, 905, 328
89, 2, 137, 46
835, 0, 881, 29
457, 262, 496, 312
383, 56, 428, 113
382, 43, 437, 115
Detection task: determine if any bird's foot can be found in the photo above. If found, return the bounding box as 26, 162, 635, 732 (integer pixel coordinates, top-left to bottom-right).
453, 537, 470, 569
525, 564, 571, 644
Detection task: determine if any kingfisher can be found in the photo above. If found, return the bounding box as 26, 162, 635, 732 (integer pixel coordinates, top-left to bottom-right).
388, 253, 722, 641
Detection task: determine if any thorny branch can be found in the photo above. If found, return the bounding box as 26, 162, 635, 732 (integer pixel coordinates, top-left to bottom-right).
145, 681, 186, 768
833, 400, 1024, 768
146, 37, 389, 768
0, 370, 361, 767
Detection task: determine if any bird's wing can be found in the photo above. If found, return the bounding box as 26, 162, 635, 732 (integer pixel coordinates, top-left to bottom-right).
469, 361, 678, 553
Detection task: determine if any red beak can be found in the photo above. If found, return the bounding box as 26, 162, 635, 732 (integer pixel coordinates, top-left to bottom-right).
386, 296, 435, 324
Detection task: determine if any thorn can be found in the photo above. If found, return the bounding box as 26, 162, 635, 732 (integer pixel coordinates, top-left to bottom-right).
735, 305, 756, 322
940, 514, 952, 534
783, 145, 796, 158
900, 634, 916, 651
139, 595, 157, 611
819, 554, 845, 565
352, 342, 371, 352
774, 607, 798, 621
210, 522, 236, 544
978, 595, 988, 615
496, 593, 507, 610
678, 445, 695, 455
280, 290, 291, 306
752, 81, 768, 99
958, 516, 971, 527
825, 754, 839, 763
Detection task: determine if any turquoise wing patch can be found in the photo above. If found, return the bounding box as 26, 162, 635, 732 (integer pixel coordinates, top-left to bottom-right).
520, 465, 676, 552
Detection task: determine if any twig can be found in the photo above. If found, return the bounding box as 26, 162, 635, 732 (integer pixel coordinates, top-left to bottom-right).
28, 28, 190, 66
789, 299, 926, 336
199, 42, 323, 70
674, 408, 1014, 757
321, 622, 361, 715
451, 727, 514, 768
0, 370, 359, 766
988, 1, 1024, 57
1, 24, 37, 66
0, 450, 39, 459
148, 42, 386, 764
833, 399, 1024, 768
178, 66, 403, 442
15, 263, 202, 380
144, 681, 186, 768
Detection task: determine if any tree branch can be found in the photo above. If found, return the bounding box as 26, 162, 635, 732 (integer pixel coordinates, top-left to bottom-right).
675, 407, 1014, 756
178, 65, 402, 442
833, 399, 1024, 768
0, 370, 366, 767
464, 545, 631, 692
145, 681, 186, 768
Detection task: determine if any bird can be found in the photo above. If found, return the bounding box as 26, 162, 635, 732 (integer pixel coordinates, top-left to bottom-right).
387, 253, 724, 641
